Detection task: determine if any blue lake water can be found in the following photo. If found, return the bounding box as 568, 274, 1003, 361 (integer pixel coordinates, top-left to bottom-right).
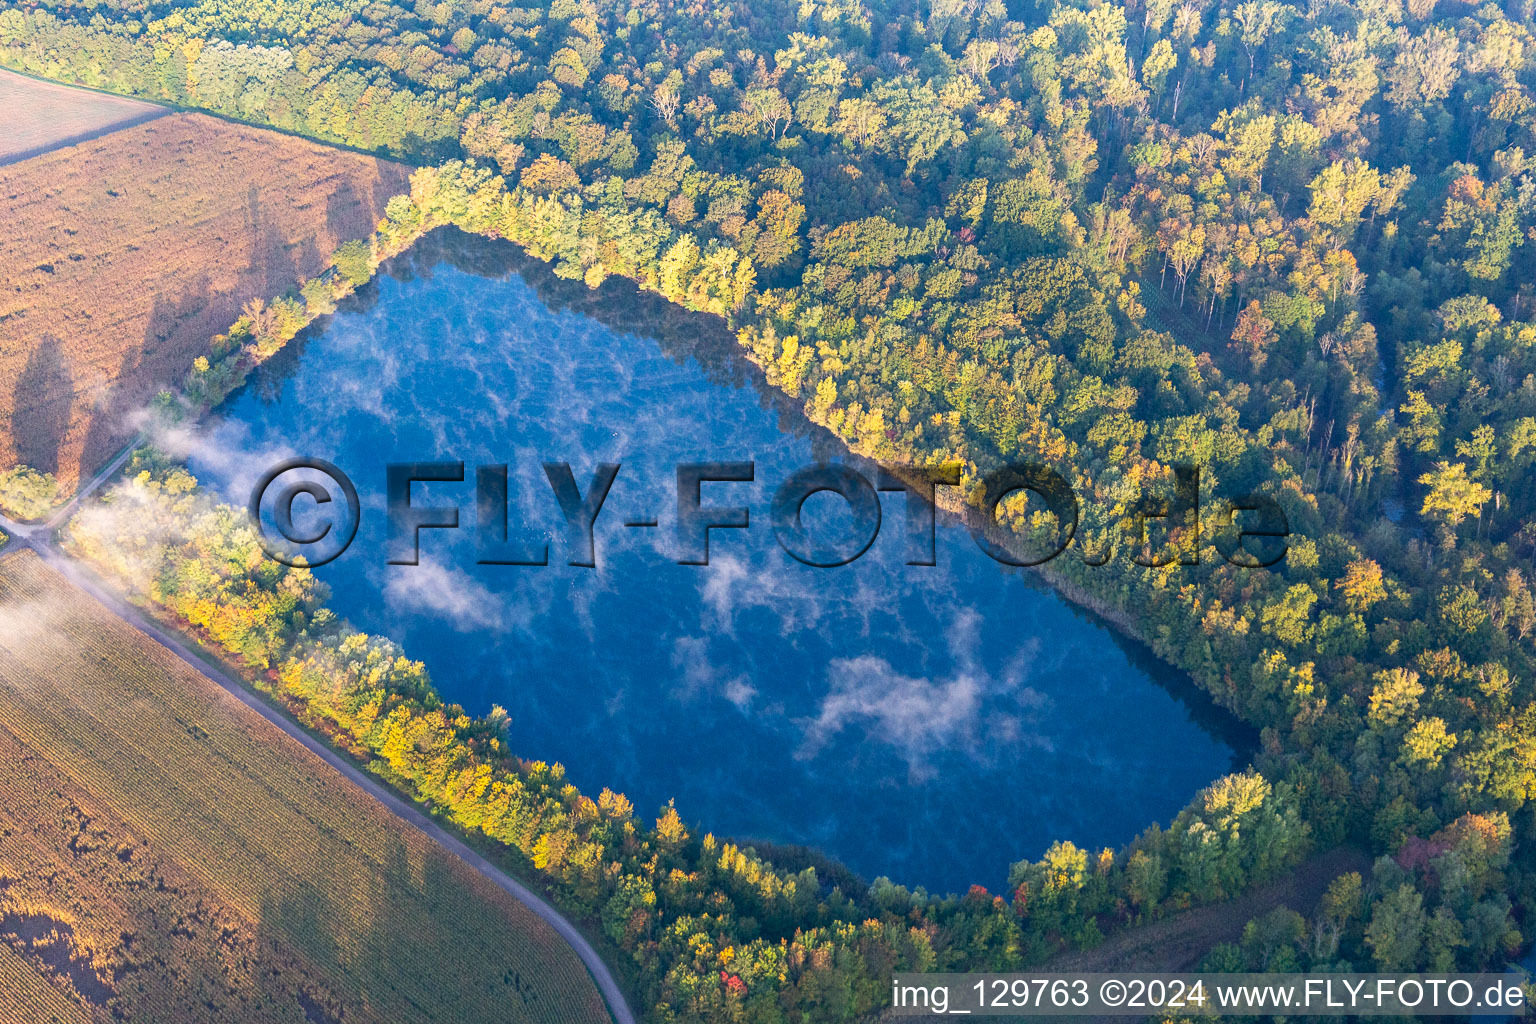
188, 229, 1247, 895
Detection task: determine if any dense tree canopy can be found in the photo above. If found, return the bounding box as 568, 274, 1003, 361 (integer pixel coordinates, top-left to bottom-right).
11, 0, 1536, 1015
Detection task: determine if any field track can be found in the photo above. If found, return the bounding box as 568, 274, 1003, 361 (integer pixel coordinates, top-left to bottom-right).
0, 547, 627, 1024
0, 68, 167, 164
0, 110, 411, 491
0, 77, 635, 1021
1046, 845, 1372, 973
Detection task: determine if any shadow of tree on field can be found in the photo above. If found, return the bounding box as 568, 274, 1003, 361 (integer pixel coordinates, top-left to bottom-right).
324, 175, 362, 247
247, 184, 299, 300
256, 878, 349, 1024
369, 163, 414, 219
76, 343, 145, 489
326, 162, 412, 261
141, 277, 215, 358
13, 336, 73, 475
75, 280, 219, 486
249, 820, 585, 1024
292, 232, 324, 288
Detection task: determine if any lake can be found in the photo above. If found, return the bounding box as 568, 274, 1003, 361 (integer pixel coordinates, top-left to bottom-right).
189, 228, 1247, 895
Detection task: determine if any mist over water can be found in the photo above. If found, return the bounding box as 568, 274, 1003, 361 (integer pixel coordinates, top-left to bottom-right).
189, 230, 1246, 894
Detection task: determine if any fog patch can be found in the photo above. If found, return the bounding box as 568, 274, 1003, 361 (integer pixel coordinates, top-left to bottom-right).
670, 635, 756, 710
796, 609, 1050, 780
380, 558, 504, 632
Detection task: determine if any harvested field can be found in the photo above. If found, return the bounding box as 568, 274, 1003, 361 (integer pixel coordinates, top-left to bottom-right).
0, 942, 95, 1024
0, 68, 167, 164
0, 112, 412, 490
0, 549, 612, 1024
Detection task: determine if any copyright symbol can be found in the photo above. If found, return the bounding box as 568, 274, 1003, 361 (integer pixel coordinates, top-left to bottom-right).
248, 457, 360, 568
1100, 980, 1126, 1007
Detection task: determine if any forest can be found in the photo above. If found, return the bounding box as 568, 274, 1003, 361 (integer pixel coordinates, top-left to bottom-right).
5, 0, 1536, 1017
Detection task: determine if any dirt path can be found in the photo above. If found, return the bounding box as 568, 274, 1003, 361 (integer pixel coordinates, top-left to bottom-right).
1049, 846, 1373, 973
0, 420, 1356, 1024
0, 482, 638, 1024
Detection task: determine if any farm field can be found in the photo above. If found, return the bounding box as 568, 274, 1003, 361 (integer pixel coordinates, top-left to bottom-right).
0, 68, 166, 164
0, 943, 95, 1024
0, 549, 612, 1024
0, 112, 411, 491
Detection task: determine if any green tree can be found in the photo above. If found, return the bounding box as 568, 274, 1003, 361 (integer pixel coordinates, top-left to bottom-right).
1419, 462, 1492, 531
1367, 884, 1427, 970
331, 240, 372, 286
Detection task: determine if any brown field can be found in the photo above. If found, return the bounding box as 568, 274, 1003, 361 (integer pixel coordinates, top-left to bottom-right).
0, 549, 611, 1024
0, 112, 412, 490
0, 69, 167, 165
0, 943, 95, 1024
